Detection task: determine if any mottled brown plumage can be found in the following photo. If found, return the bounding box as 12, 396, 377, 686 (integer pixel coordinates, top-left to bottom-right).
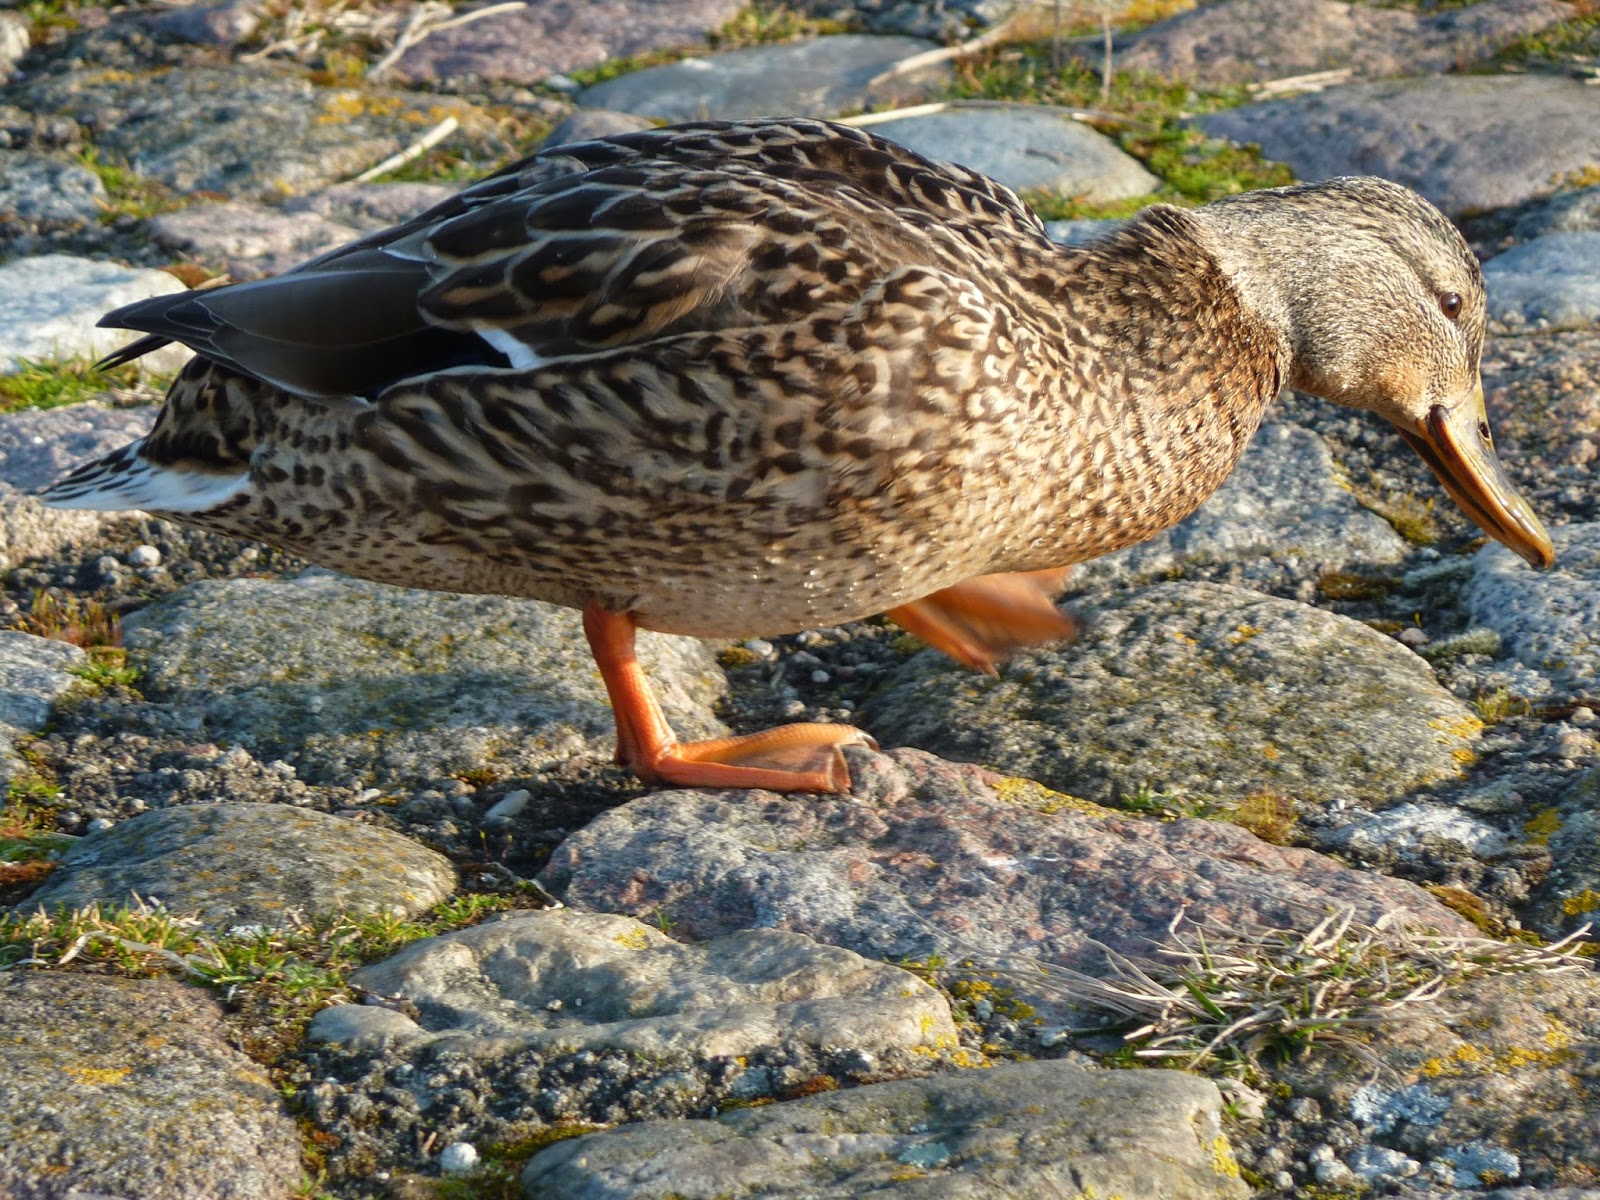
46, 118, 1553, 792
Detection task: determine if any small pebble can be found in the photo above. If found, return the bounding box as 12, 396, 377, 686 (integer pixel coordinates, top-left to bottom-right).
437, 1142, 479, 1174
1398, 627, 1429, 648
794, 630, 823, 646
128, 544, 162, 568
1573, 706, 1596, 727
85, 817, 114, 834
484, 789, 530, 824
742, 638, 775, 660
810, 669, 830, 684
1289, 1097, 1322, 1122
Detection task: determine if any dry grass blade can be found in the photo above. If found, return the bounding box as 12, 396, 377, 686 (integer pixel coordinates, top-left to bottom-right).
935, 909, 1592, 1073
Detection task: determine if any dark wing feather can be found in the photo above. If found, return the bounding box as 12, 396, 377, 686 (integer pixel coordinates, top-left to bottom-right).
95, 119, 1048, 397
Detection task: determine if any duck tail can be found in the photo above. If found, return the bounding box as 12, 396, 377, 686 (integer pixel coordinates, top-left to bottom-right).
39, 439, 250, 513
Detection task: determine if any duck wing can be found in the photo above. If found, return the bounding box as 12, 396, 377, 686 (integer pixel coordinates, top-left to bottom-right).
97, 118, 1045, 400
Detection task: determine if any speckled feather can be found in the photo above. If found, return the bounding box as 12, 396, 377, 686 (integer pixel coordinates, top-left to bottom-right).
49, 119, 1443, 638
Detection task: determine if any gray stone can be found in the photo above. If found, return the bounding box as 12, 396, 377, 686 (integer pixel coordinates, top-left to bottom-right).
1285, 970, 1600, 1189
150, 0, 262, 47
1198, 76, 1600, 217
1110, 0, 1570, 86
280, 180, 456, 230
0, 256, 189, 374
0, 150, 106, 225
1508, 184, 1600, 241
20, 67, 497, 201
19, 802, 457, 931
149, 200, 358, 281
389, 0, 746, 87
539, 108, 657, 150
0, 482, 124, 573
0, 630, 84, 783
1073, 420, 1407, 588
0, 972, 303, 1200
0, 12, 26, 82
1325, 802, 1512, 868
311, 909, 955, 1060
119, 569, 727, 787
579, 35, 948, 123
541, 749, 1472, 1013
1522, 769, 1600, 938
866, 104, 1157, 201
1484, 232, 1600, 333
1045, 216, 1122, 246
0, 402, 156, 493
789, 0, 1012, 41
1466, 523, 1600, 701
522, 1058, 1248, 1200
865, 582, 1483, 811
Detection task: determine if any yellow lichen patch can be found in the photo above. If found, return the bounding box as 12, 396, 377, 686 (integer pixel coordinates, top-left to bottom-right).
717, 645, 763, 668
1228, 624, 1264, 645
315, 91, 406, 125
1452, 746, 1478, 767
1524, 807, 1563, 845
1419, 1037, 1575, 1078
1208, 1134, 1242, 1179
1564, 889, 1600, 916
611, 926, 653, 950
62, 1065, 131, 1086
1430, 714, 1486, 741
990, 775, 1108, 817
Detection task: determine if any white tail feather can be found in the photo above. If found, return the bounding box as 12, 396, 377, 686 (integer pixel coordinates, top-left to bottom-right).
42, 441, 251, 514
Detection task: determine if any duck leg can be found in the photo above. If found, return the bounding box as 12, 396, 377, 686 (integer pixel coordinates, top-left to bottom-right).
582, 600, 875, 793
886, 567, 1078, 675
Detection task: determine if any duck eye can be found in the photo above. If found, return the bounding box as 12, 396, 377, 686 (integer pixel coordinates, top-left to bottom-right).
1439, 292, 1463, 320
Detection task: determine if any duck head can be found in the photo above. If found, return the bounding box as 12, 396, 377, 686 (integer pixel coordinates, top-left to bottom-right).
1193, 176, 1554, 569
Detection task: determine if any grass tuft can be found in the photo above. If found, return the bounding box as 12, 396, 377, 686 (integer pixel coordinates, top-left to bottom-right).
0, 356, 169, 414
0, 891, 535, 1029
1013, 910, 1591, 1073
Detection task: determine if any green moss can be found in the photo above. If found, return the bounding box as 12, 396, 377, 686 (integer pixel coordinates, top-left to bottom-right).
939, 39, 1293, 217
0, 356, 167, 413
75, 147, 183, 223
1488, 6, 1600, 69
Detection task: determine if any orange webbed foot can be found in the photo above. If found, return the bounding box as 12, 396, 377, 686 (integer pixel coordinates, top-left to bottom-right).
583, 599, 874, 794
886, 566, 1078, 675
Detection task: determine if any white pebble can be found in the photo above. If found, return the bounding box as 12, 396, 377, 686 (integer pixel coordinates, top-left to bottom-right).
1398, 627, 1429, 647
85, 817, 114, 834
128, 544, 162, 568
1573, 706, 1596, 727
742, 638, 775, 660
484, 789, 530, 824
437, 1142, 478, 1174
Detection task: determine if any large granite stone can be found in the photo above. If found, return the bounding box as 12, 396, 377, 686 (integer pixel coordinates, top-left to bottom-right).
865, 582, 1482, 811
149, 200, 358, 281
0, 256, 187, 374
1484, 232, 1600, 333
1199, 76, 1600, 216
866, 104, 1157, 201
0, 631, 84, 785
390, 0, 747, 86
1110, 0, 1570, 86
18, 802, 457, 932
1466, 523, 1600, 702
119, 570, 727, 787
0, 972, 303, 1200
311, 909, 955, 1060
20, 66, 496, 201
522, 1058, 1250, 1200
579, 35, 948, 122
0, 150, 105, 225
541, 749, 1472, 1014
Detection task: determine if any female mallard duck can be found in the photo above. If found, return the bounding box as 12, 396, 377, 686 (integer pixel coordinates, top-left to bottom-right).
45, 118, 1553, 794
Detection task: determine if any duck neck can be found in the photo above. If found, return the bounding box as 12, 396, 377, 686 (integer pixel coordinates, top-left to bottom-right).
1183, 195, 1321, 395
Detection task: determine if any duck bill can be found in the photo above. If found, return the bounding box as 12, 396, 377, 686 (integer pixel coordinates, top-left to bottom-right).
1395, 382, 1555, 569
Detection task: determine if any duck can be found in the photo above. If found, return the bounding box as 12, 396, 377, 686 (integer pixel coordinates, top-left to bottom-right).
43, 117, 1554, 794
